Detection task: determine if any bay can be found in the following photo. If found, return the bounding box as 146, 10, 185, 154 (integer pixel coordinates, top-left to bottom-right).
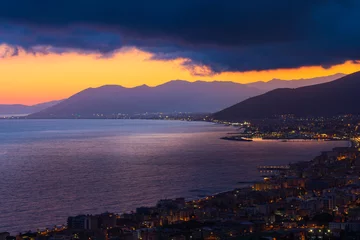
0, 119, 347, 233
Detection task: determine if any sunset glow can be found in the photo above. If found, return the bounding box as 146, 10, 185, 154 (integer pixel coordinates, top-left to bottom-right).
1, 45, 360, 105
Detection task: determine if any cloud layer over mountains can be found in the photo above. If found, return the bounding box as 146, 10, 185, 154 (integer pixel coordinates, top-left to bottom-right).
1, 0, 360, 73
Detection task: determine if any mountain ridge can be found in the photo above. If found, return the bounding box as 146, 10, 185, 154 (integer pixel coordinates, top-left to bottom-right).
247, 73, 345, 91
0, 100, 62, 115
28, 81, 262, 118
213, 71, 360, 121
2, 73, 346, 117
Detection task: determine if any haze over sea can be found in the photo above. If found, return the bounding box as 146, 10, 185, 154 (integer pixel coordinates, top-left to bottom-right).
0, 120, 348, 233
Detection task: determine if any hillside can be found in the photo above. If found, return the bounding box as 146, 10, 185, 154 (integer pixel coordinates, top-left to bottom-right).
213, 71, 360, 121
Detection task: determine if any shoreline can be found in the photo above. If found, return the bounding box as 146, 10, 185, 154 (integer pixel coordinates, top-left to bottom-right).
221, 135, 350, 143
1, 120, 354, 236
5, 141, 352, 235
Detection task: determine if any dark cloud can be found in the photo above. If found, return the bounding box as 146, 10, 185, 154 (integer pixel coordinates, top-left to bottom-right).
1, 0, 360, 72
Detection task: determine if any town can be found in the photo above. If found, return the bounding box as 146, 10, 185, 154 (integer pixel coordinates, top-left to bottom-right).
216, 115, 360, 142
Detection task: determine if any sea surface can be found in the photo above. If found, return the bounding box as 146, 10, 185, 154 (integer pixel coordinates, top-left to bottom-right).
0, 119, 348, 233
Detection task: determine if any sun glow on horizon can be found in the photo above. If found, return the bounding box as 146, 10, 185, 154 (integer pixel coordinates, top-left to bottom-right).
1, 44, 360, 105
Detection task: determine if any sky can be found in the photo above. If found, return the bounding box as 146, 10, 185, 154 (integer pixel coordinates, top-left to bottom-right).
1, 0, 360, 105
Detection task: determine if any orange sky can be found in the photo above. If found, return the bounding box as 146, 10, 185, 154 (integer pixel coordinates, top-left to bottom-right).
1, 45, 360, 105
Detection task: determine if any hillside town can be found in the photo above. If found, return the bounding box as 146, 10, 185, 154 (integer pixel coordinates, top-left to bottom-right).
1, 133, 360, 240
216, 115, 360, 142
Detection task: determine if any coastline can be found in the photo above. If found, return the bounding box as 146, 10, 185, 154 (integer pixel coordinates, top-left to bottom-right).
221, 134, 351, 143
5, 141, 352, 235
0, 119, 353, 235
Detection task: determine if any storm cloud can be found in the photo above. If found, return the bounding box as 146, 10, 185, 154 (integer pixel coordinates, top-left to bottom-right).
1, 0, 360, 73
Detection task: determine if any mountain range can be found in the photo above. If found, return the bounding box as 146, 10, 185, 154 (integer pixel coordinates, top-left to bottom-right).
247, 73, 345, 92
0, 100, 62, 115
28, 81, 261, 118
213, 71, 360, 121
28, 73, 345, 118
1, 73, 345, 118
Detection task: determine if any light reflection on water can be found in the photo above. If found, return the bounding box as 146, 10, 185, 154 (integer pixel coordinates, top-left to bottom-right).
0, 119, 348, 233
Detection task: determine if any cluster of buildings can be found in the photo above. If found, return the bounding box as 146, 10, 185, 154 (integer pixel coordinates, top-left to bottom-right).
218, 115, 360, 141
84, 112, 209, 121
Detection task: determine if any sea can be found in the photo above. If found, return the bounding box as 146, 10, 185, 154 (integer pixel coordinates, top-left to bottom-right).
0, 119, 348, 233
